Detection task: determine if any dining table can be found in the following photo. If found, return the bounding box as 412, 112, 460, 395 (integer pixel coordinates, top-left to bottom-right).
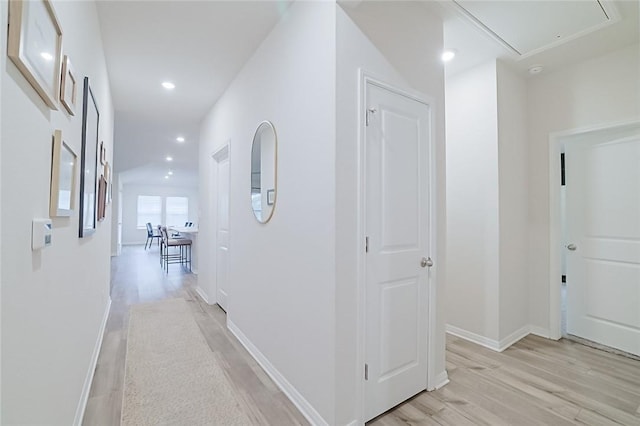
169, 226, 199, 274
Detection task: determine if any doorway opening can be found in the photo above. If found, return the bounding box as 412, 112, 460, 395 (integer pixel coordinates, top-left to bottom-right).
357, 73, 442, 423
549, 120, 640, 357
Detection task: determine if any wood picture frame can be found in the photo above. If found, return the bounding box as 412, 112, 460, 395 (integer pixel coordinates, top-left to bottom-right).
7, 0, 63, 109
60, 55, 77, 115
49, 129, 77, 217
104, 162, 111, 205
79, 77, 99, 237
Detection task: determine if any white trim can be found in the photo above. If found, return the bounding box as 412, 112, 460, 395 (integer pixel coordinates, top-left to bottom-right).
74, 297, 112, 426
210, 142, 231, 309
548, 120, 640, 341
446, 325, 501, 352
356, 70, 439, 424
227, 320, 328, 426
529, 326, 551, 339
446, 324, 530, 352
194, 286, 211, 305
429, 371, 450, 391
498, 325, 531, 351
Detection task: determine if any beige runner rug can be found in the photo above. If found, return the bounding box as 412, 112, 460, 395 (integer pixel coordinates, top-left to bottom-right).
122, 298, 252, 425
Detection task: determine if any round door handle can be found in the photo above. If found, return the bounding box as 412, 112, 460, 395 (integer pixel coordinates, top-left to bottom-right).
421, 257, 434, 268
567, 244, 577, 251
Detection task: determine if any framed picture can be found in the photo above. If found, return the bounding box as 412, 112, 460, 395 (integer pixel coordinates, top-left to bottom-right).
7, 0, 63, 109
49, 130, 77, 217
97, 175, 107, 221
79, 77, 99, 237
104, 162, 111, 204
100, 141, 106, 165
267, 189, 275, 206
60, 55, 77, 115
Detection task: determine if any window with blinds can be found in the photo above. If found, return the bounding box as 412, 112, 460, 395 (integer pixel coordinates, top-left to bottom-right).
136, 195, 162, 228
166, 196, 189, 227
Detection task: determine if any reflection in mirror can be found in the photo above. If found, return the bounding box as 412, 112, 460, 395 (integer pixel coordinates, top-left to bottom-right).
251, 121, 277, 223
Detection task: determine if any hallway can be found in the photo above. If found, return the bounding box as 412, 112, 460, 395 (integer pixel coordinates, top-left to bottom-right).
83, 246, 640, 425
82, 246, 308, 425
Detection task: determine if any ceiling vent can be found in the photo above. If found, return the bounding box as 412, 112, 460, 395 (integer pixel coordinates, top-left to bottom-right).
451, 0, 620, 59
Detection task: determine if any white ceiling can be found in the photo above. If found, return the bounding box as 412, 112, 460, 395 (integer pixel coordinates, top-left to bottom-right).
97, 0, 291, 187
99, 0, 638, 187
440, 0, 639, 76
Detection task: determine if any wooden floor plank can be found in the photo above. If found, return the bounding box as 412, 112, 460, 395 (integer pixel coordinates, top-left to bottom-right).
85, 246, 640, 426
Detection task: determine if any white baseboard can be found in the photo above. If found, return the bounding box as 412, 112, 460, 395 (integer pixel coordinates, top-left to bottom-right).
446, 324, 531, 353
446, 325, 502, 351
498, 325, 531, 351
227, 320, 329, 426
430, 370, 450, 390
194, 286, 211, 305
73, 297, 112, 426
529, 326, 551, 339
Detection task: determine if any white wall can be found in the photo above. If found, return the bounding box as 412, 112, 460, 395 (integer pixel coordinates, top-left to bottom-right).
496, 61, 529, 339
199, 2, 336, 422
527, 44, 640, 333
0, 1, 114, 423
121, 183, 199, 245
336, 3, 448, 423
445, 61, 500, 341
199, 2, 448, 423
445, 59, 529, 346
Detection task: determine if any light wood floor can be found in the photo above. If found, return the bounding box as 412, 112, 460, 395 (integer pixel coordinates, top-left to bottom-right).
85, 246, 640, 425
83, 245, 308, 425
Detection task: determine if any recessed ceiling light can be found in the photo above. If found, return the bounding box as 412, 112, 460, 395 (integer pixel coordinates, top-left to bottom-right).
166, 156, 173, 162
528, 65, 544, 75
40, 52, 53, 61
168, 171, 174, 175
176, 136, 185, 143
441, 49, 456, 62
164, 175, 169, 179
161, 81, 175, 90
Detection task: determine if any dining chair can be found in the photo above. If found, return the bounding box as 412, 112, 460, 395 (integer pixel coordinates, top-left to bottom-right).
160, 226, 192, 272
145, 222, 162, 249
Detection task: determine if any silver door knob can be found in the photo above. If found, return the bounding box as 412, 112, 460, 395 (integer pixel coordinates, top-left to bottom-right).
421, 257, 433, 268
567, 244, 577, 251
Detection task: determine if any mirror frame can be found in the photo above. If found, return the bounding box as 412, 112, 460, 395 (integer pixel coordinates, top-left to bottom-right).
250, 120, 278, 224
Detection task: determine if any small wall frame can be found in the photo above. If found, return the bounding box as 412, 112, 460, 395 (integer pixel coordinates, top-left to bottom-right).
60, 55, 77, 115
49, 130, 77, 217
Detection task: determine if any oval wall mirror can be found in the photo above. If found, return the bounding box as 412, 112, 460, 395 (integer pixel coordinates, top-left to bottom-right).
250, 121, 277, 223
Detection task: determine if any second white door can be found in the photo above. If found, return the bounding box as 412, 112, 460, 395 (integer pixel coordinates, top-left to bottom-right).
365, 82, 432, 421
565, 131, 640, 356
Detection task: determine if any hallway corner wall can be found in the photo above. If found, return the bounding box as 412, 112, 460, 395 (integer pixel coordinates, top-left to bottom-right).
199, 1, 337, 423
336, 2, 448, 423
0, 1, 115, 423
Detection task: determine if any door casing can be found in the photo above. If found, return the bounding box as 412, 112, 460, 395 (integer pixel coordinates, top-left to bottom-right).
548, 120, 640, 340
356, 71, 439, 424
211, 142, 231, 309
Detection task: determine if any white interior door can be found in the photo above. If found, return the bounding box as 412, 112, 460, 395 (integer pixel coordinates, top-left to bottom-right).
214, 147, 230, 311
365, 82, 431, 421
565, 133, 640, 356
